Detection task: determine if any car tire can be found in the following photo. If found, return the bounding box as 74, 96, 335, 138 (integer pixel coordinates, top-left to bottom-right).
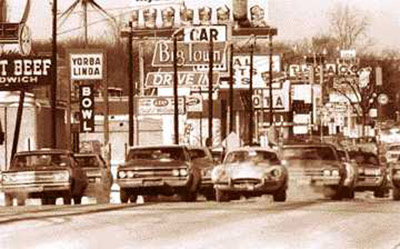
216, 189, 229, 202
47, 198, 56, 205
17, 197, 26, 206
204, 191, 216, 201
73, 196, 82, 205
323, 186, 342, 200
374, 189, 386, 198
120, 188, 129, 203
273, 189, 287, 202
129, 195, 138, 203
181, 191, 198, 202
342, 188, 355, 199
4, 194, 13, 206
393, 187, 400, 201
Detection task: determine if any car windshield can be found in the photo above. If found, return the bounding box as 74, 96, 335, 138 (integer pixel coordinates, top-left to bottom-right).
224, 150, 280, 164
189, 149, 211, 161
127, 147, 186, 162
282, 146, 338, 161
348, 152, 379, 165
75, 156, 100, 168
11, 153, 70, 169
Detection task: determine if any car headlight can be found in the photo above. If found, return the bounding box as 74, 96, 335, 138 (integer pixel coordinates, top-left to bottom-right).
270, 168, 282, 178
118, 171, 127, 179
127, 171, 135, 178
2, 174, 12, 182
54, 172, 69, 181
332, 170, 339, 177
323, 170, 331, 176
179, 169, 188, 176
172, 169, 180, 176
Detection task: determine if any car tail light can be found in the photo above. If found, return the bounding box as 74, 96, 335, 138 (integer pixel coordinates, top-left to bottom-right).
118, 171, 127, 179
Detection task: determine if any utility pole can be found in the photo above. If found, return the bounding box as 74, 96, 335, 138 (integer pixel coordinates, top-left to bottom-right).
249, 42, 254, 146
51, 0, 57, 148
229, 43, 234, 133
268, 35, 273, 127
173, 34, 179, 144
207, 33, 214, 147
127, 21, 134, 147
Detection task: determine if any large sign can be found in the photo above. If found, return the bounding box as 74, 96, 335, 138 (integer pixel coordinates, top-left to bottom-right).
70, 52, 103, 80
186, 95, 203, 112
145, 71, 219, 88
229, 55, 281, 89
184, 25, 227, 42
152, 41, 227, 68
0, 57, 52, 90
252, 80, 290, 112
79, 84, 95, 132
136, 96, 185, 115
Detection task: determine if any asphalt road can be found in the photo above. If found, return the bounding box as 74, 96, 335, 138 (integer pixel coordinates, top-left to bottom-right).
1, 189, 400, 249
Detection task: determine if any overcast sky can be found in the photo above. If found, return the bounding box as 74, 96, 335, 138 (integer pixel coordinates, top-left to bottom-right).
7, 0, 400, 51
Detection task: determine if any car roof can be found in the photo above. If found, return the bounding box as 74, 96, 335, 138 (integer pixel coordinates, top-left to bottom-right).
227, 146, 276, 153
15, 149, 72, 156
281, 142, 336, 149
186, 146, 209, 150
74, 153, 98, 157
128, 144, 187, 150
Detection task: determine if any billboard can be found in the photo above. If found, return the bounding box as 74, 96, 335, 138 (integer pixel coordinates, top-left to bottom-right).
136, 96, 185, 115
0, 56, 52, 90
145, 71, 219, 89
69, 51, 104, 80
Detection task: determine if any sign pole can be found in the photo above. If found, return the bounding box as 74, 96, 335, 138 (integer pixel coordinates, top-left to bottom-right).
11, 91, 25, 162
207, 33, 214, 147
268, 35, 273, 127
127, 21, 134, 147
249, 42, 254, 146
173, 34, 179, 145
51, 0, 58, 148
229, 43, 234, 133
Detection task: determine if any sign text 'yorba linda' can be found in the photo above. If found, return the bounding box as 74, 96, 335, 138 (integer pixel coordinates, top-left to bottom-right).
0, 57, 52, 89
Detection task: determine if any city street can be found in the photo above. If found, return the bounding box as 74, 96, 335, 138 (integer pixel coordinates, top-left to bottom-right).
1, 190, 400, 249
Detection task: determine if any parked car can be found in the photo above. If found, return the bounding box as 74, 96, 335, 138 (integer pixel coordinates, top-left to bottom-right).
187, 146, 217, 201
116, 145, 202, 203
390, 155, 400, 200
211, 146, 288, 202
385, 143, 400, 163
336, 148, 358, 199
1, 149, 88, 206
280, 142, 347, 200
74, 153, 113, 204
348, 150, 388, 198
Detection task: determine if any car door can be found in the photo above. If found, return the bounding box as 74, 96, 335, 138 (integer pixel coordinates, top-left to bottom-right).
70, 155, 88, 195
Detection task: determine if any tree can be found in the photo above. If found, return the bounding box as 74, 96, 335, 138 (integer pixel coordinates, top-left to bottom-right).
328, 3, 370, 50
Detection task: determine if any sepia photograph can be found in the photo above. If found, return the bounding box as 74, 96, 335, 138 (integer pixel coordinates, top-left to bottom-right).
1, 0, 400, 248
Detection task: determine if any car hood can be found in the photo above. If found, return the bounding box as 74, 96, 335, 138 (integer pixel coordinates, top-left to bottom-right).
121, 159, 188, 169
223, 162, 271, 179
282, 159, 342, 169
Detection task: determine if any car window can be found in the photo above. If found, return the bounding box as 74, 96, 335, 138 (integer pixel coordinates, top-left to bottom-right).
189, 148, 212, 161
349, 152, 378, 165
388, 145, 400, 151
224, 150, 280, 164
11, 153, 70, 169
282, 146, 338, 161
127, 147, 186, 162
75, 156, 100, 167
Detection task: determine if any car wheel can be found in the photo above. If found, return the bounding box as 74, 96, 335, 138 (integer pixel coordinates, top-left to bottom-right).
181, 191, 198, 202
17, 197, 26, 206
129, 194, 138, 203
204, 191, 216, 201
374, 189, 386, 198
323, 186, 342, 200
73, 196, 82, 205
4, 194, 13, 206
272, 188, 287, 202
393, 187, 400, 201
120, 188, 129, 203
47, 198, 56, 205
215, 189, 229, 202
342, 188, 355, 199
97, 193, 111, 204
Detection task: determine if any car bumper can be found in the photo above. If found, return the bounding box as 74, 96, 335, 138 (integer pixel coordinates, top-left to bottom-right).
117, 177, 190, 188
355, 176, 385, 189
83, 182, 109, 197
309, 176, 342, 186
214, 178, 285, 193
1, 182, 71, 194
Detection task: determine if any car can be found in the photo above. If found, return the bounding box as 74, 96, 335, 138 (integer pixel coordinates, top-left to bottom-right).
211, 146, 288, 202
385, 143, 400, 163
187, 146, 218, 201
74, 153, 113, 204
390, 155, 400, 200
1, 149, 88, 206
280, 142, 346, 200
116, 145, 202, 203
348, 150, 388, 198
336, 148, 358, 199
